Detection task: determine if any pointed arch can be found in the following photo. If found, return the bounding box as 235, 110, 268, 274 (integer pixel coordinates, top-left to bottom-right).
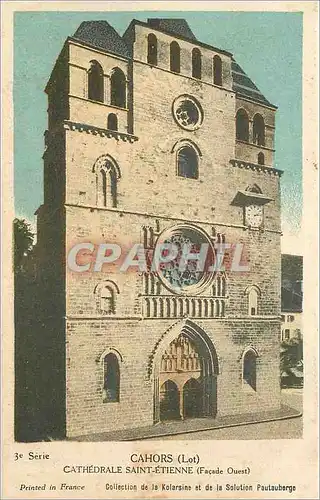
151, 320, 219, 422
149, 319, 220, 379
88, 60, 104, 102
245, 285, 261, 316
93, 155, 121, 208
110, 68, 126, 108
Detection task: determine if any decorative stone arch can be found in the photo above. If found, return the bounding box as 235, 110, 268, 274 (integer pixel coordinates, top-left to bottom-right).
244, 284, 261, 296
171, 138, 203, 158
173, 139, 202, 180
98, 346, 123, 364
94, 280, 120, 314
92, 154, 121, 178
240, 346, 259, 361
149, 319, 220, 423
244, 285, 261, 317
215, 271, 228, 297
92, 155, 121, 208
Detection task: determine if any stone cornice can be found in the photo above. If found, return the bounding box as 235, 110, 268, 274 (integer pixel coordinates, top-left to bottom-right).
63, 120, 138, 143
230, 159, 283, 177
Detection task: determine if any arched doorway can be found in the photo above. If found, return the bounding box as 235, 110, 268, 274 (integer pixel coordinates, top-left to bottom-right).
153, 321, 219, 423
160, 380, 180, 421
183, 378, 202, 418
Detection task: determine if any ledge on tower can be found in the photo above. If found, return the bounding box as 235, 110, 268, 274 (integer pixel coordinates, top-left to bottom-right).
72, 20, 130, 58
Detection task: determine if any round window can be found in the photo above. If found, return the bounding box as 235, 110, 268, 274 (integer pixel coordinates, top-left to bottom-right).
155, 225, 214, 295
173, 95, 203, 131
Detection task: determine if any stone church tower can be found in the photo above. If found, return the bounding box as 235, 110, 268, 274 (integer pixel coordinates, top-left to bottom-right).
36, 18, 282, 438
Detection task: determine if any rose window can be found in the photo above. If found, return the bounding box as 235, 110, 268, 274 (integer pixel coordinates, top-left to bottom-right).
172, 95, 203, 131
156, 225, 214, 294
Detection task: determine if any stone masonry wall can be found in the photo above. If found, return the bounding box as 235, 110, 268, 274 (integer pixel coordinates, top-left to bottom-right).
65, 317, 280, 437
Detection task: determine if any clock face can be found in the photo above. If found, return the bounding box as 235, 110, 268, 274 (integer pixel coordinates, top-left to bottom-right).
245, 205, 263, 228
157, 226, 214, 294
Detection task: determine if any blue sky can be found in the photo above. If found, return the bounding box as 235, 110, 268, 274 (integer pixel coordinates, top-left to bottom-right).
14, 11, 302, 251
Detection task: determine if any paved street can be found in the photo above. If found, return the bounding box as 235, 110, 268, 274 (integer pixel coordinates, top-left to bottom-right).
149, 389, 303, 440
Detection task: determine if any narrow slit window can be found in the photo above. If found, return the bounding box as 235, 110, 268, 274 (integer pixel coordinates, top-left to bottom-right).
192, 48, 202, 79
147, 34, 157, 65
253, 114, 265, 146
243, 351, 257, 391
213, 55, 222, 86
257, 152, 265, 165
103, 353, 120, 402
248, 287, 259, 316
170, 41, 180, 73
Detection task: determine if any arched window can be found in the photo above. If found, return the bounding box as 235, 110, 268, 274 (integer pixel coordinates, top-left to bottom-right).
100, 286, 114, 314
213, 55, 222, 86
170, 41, 180, 73
110, 68, 126, 108
236, 109, 249, 142
103, 353, 120, 402
88, 60, 104, 102
147, 33, 157, 65
243, 350, 257, 391
177, 146, 199, 179
93, 156, 120, 208
253, 114, 265, 146
100, 165, 117, 207
257, 152, 265, 165
248, 286, 260, 316
107, 113, 118, 131
192, 48, 202, 79
95, 281, 119, 314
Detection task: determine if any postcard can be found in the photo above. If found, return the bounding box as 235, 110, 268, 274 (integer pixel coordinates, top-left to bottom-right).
1, 1, 318, 498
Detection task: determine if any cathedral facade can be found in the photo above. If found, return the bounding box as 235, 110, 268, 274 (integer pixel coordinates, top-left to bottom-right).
36, 18, 282, 438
